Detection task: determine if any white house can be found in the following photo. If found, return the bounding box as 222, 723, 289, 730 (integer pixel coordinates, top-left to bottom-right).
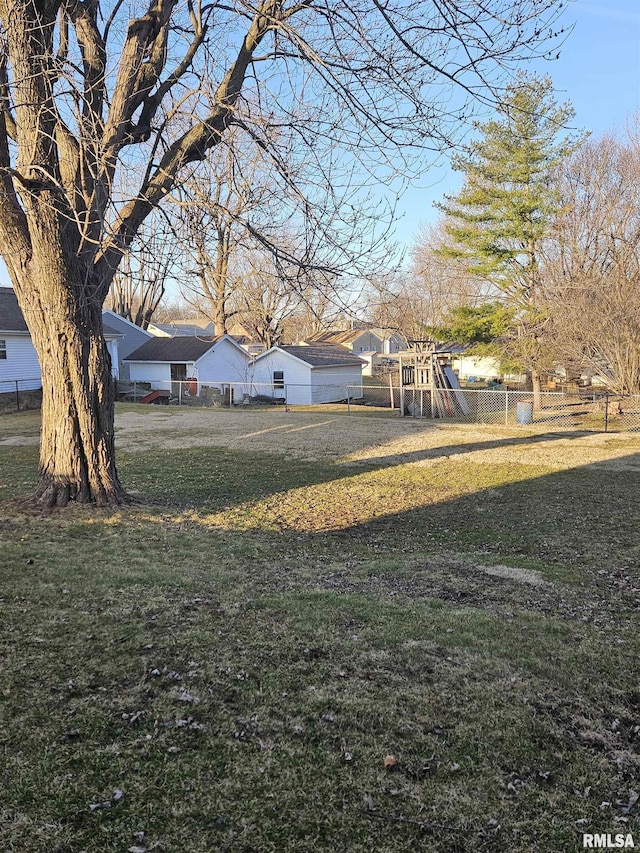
252, 345, 364, 405
0, 288, 121, 392
124, 334, 252, 397
0, 287, 41, 391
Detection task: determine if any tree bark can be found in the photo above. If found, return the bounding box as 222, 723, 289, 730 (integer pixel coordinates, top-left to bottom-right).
17, 275, 126, 508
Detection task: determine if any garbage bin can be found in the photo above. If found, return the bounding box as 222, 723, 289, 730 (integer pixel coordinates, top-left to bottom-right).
516, 401, 533, 425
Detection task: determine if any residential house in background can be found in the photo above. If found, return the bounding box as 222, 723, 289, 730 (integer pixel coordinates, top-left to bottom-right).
225, 320, 268, 356
102, 309, 153, 381
0, 287, 41, 390
305, 328, 384, 355
252, 345, 364, 405
303, 327, 407, 376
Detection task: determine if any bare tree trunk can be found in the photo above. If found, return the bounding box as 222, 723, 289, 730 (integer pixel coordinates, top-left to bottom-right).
17, 276, 125, 508
531, 367, 542, 411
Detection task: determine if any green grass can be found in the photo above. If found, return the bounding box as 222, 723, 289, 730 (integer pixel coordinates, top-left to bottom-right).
1, 410, 639, 852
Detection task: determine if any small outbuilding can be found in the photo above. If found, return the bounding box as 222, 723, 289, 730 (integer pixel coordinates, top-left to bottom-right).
124, 334, 252, 398
252, 345, 364, 405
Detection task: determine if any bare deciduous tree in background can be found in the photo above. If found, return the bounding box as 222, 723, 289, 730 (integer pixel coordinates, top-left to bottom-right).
367, 222, 490, 340
0, 0, 569, 505
546, 123, 640, 394
106, 213, 179, 329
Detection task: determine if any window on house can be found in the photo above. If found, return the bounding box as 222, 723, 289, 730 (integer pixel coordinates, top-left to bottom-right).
0, 340, 6, 359
273, 370, 284, 388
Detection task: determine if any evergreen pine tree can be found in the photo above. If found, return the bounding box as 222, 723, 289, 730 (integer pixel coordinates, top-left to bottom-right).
436, 73, 581, 399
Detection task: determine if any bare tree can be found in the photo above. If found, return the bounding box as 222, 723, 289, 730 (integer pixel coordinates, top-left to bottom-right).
174, 135, 279, 333
363, 223, 488, 340
0, 0, 569, 505
106, 214, 179, 329
546, 123, 640, 394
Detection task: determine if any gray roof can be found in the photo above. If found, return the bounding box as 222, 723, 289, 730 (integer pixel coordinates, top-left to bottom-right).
279, 345, 365, 367
125, 336, 216, 362
152, 321, 215, 336
103, 323, 123, 338
0, 287, 29, 332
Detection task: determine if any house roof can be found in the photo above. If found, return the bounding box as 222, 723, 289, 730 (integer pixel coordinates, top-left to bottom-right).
125, 336, 216, 362
262, 345, 365, 368
0, 289, 121, 340
103, 323, 124, 338
369, 328, 407, 343
150, 321, 215, 337
0, 287, 29, 332
125, 333, 250, 363
306, 329, 376, 346
102, 308, 154, 337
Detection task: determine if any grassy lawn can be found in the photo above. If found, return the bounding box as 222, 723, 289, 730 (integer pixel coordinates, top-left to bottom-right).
0, 405, 639, 852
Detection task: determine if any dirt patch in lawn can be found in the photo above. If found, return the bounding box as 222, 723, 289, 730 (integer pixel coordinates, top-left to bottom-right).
481, 564, 548, 586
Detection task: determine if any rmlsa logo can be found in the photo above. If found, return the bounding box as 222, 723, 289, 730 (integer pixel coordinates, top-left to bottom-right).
582, 834, 635, 849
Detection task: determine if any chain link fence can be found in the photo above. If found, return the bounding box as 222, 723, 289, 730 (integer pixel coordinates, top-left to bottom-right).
346, 384, 640, 432
0, 378, 42, 413
116, 379, 364, 408
4, 376, 640, 433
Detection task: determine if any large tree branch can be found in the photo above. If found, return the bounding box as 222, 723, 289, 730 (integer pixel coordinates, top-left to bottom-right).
101, 0, 177, 180
96, 0, 283, 284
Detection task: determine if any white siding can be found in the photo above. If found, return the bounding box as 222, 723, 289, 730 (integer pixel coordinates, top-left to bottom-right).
0, 334, 41, 390
452, 355, 501, 380
128, 362, 172, 386
253, 350, 363, 405
195, 338, 252, 384
252, 350, 312, 404
310, 366, 363, 403
106, 338, 119, 379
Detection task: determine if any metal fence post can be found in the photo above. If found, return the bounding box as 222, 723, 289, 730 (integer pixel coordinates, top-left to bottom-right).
15, 380, 20, 413
346, 386, 350, 414
505, 389, 509, 425
604, 391, 609, 433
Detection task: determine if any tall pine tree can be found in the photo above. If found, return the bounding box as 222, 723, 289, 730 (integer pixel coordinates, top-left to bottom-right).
437, 74, 580, 401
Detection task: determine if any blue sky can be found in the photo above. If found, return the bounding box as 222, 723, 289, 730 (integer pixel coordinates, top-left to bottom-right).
394, 0, 640, 252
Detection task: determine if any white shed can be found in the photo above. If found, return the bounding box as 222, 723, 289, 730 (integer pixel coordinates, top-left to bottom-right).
124, 334, 252, 397
252, 345, 364, 405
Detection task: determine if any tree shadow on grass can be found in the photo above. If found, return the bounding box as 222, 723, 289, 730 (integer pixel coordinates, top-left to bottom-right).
117, 428, 602, 513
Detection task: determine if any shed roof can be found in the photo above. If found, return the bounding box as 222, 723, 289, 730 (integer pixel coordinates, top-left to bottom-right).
271, 345, 365, 368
